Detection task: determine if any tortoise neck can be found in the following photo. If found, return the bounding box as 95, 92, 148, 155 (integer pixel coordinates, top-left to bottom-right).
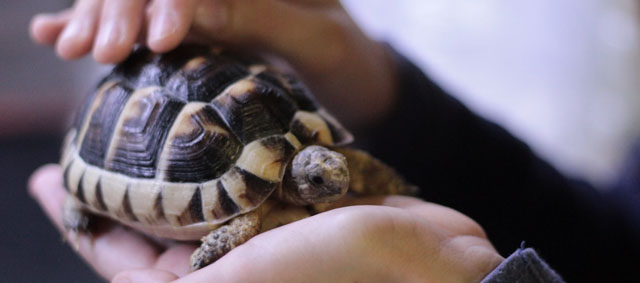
278, 166, 313, 206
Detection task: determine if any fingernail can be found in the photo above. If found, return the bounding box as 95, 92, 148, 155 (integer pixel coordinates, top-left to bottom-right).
113, 276, 131, 283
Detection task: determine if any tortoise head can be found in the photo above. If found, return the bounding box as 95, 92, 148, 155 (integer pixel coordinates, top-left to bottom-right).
281, 145, 349, 205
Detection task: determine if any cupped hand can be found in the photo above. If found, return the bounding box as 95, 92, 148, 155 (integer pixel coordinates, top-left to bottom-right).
29, 164, 503, 282
30, 0, 397, 127
28, 164, 197, 279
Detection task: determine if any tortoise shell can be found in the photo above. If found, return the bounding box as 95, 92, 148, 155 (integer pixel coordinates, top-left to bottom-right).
60, 44, 352, 238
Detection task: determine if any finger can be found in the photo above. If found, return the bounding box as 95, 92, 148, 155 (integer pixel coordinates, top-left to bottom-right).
154, 244, 196, 277
330, 194, 424, 209
112, 268, 178, 283
147, 0, 200, 53
76, 225, 163, 280
176, 205, 438, 282
30, 10, 72, 46
56, 0, 104, 59
175, 211, 361, 282
193, 0, 350, 74
28, 164, 67, 230
330, 195, 488, 239
28, 165, 163, 280
93, 0, 147, 63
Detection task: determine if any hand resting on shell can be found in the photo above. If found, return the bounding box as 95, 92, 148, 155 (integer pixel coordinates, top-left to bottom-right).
30, 0, 505, 281
30, 0, 397, 129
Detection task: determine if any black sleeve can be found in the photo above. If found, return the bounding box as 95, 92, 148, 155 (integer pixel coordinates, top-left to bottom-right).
359, 48, 640, 282
481, 248, 564, 283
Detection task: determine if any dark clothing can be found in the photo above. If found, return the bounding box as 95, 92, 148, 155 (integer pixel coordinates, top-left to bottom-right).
482, 248, 563, 283
361, 49, 640, 282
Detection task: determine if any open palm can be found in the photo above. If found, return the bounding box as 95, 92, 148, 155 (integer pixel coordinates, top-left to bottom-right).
30, 164, 502, 282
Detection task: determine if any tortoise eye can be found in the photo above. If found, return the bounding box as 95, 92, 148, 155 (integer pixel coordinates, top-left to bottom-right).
310, 175, 324, 186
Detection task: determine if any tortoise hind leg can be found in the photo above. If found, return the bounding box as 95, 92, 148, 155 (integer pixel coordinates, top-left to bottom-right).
190, 210, 261, 271
334, 148, 418, 196
62, 195, 92, 233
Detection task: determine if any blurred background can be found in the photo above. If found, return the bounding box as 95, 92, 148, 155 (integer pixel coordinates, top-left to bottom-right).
1, 0, 638, 282
344, 0, 640, 187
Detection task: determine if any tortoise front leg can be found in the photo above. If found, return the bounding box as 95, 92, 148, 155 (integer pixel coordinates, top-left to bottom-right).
334, 148, 418, 196
62, 195, 92, 233
190, 210, 261, 271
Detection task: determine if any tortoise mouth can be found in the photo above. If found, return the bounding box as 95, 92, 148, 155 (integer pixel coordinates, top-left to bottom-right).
308, 175, 325, 186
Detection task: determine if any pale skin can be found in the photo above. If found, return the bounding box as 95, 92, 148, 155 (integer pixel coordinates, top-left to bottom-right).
30, 0, 395, 128
30, 0, 505, 281
30, 165, 502, 282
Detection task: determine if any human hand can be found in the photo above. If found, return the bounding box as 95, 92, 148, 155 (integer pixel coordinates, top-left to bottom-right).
28, 164, 197, 279
29, 0, 397, 127
30, 164, 503, 282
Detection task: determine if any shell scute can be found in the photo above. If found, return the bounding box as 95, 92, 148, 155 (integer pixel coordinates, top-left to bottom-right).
63, 45, 353, 232
158, 103, 243, 183
165, 57, 249, 102
211, 78, 297, 144
78, 82, 132, 168
105, 87, 185, 179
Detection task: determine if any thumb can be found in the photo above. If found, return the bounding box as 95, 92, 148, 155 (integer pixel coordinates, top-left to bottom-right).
193, 0, 351, 75
112, 269, 178, 283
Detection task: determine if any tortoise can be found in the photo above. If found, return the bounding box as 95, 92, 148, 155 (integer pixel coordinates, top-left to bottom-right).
59, 44, 415, 270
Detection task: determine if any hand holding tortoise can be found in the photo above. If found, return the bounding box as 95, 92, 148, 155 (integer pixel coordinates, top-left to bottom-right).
30, 165, 502, 282
29, 0, 505, 281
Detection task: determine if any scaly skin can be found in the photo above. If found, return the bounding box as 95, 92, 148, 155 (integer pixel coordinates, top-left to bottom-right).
280, 146, 350, 205
63, 195, 91, 233
335, 148, 417, 196
190, 210, 261, 271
